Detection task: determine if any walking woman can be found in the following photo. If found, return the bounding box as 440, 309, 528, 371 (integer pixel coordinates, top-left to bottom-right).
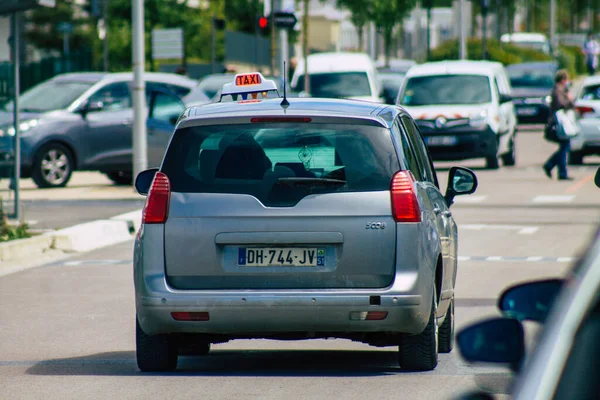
543, 69, 574, 181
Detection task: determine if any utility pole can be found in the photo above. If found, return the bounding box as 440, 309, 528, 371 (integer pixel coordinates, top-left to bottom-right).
211, 16, 216, 73
132, 0, 147, 181
481, 0, 489, 60
459, 0, 467, 60
550, 0, 556, 52
270, 0, 277, 75
103, 0, 109, 71
425, 0, 432, 61
10, 12, 20, 220
302, 0, 309, 95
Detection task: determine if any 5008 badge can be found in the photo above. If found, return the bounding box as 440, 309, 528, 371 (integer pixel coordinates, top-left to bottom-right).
366, 222, 386, 229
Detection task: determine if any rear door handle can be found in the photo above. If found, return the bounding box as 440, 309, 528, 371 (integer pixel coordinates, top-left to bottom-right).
442, 211, 452, 218
433, 207, 441, 216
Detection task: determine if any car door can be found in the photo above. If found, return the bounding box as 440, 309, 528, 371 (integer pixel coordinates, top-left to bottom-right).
146, 88, 186, 167
401, 116, 456, 304
82, 81, 133, 170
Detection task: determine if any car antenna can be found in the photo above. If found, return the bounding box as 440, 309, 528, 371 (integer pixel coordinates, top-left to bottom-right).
280, 61, 290, 110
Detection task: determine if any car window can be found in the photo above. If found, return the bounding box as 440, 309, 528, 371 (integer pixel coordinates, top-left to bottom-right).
293, 72, 372, 98
507, 67, 554, 89
402, 116, 438, 187
161, 121, 400, 207
3, 80, 94, 112
88, 82, 131, 111
400, 74, 492, 106
149, 92, 185, 125
579, 84, 600, 100
394, 119, 423, 181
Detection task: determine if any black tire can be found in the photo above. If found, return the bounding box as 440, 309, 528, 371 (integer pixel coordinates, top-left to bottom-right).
568, 151, 584, 165
438, 299, 454, 354
398, 289, 438, 371
485, 155, 500, 170
31, 143, 74, 188
501, 138, 516, 167
106, 171, 133, 186
136, 318, 178, 372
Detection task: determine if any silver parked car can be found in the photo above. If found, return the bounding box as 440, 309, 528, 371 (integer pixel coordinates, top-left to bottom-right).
570, 75, 600, 164
133, 73, 478, 373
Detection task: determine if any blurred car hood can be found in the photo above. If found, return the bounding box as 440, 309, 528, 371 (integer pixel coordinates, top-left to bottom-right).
511, 87, 551, 98
0, 110, 45, 125
401, 104, 489, 120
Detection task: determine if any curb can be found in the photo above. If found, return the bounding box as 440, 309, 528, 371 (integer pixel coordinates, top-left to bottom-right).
0, 208, 143, 264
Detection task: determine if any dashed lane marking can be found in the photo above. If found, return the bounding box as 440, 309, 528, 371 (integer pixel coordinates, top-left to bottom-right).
532, 195, 575, 203
453, 195, 487, 204
460, 224, 539, 235
458, 256, 574, 263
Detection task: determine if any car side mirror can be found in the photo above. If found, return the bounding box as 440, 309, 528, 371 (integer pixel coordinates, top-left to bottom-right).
500, 93, 513, 104
457, 317, 525, 372
498, 279, 564, 323
595, 167, 600, 188
445, 166, 478, 206
135, 168, 159, 195
76, 100, 103, 117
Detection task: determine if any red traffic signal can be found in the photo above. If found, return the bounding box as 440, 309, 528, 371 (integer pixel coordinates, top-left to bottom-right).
258, 16, 268, 29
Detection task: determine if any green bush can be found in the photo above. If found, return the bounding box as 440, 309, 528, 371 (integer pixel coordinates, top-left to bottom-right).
560, 45, 586, 76
430, 38, 552, 66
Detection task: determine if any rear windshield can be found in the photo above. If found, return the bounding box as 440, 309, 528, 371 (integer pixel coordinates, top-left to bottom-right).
162, 122, 399, 207
507, 67, 554, 88
400, 74, 492, 106
293, 72, 372, 98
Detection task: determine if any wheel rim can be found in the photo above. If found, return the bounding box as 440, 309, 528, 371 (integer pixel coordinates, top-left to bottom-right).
41, 149, 69, 185
434, 293, 439, 355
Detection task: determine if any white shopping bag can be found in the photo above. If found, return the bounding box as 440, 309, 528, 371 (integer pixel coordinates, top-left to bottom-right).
555, 109, 580, 138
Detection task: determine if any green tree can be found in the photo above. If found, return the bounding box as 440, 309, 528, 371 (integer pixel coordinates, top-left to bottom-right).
26, 0, 91, 55
370, 0, 416, 65
336, 0, 372, 51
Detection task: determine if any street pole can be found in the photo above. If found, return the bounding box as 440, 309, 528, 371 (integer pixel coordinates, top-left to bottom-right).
270, 0, 277, 76
426, 6, 431, 61
132, 0, 147, 181
63, 32, 69, 56
302, 0, 309, 95
211, 16, 216, 74
482, 2, 488, 60
11, 12, 20, 221
280, 29, 288, 79
550, 0, 556, 52
103, 0, 109, 71
459, 0, 467, 60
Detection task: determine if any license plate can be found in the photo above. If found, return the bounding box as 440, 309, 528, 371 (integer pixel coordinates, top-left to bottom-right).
238, 247, 325, 267
426, 136, 457, 146
517, 107, 538, 116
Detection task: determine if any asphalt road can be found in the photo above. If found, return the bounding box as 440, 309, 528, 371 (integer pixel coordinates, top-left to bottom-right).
1, 127, 599, 400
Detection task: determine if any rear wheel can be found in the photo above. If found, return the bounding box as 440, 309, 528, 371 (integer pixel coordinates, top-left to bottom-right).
31, 143, 74, 188
438, 298, 454, 353
485, 155, 500, 169
136, 318, 178, 372
106, 171, 133, 185
568, 151, 584, 165
398, 289, 438, 371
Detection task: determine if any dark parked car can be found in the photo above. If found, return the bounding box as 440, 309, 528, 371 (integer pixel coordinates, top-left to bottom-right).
0, 72, 196, 187
506, 61, 557, 124
376, 59, 416, 105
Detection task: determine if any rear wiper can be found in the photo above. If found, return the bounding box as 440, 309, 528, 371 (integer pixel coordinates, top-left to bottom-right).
276, 177, 346, 186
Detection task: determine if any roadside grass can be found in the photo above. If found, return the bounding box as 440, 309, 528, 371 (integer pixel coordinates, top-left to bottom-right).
0, 200, 30, 242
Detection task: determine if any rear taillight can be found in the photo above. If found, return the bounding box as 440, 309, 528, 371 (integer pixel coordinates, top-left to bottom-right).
142, 172, 171, 224
576, 106, 595, 117
391, 171, 421, 223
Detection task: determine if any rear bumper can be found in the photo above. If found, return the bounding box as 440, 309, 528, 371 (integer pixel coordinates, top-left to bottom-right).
134, 226, 434, 338
514, 103, 550, 124
420, 126, 498, 161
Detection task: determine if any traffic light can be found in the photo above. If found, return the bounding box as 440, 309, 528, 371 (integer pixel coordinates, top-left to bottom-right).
258, 16, 268, 29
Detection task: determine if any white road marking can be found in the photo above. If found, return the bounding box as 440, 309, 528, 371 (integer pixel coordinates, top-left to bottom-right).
460, 224, 539, 235
453, 195, 487, 204
458, 256, 471, 261
532, 195, 575, 203
485, 256, 503, 261
557, 257, 575, 263
63, 261, 83, 266
526, 256, 544, 262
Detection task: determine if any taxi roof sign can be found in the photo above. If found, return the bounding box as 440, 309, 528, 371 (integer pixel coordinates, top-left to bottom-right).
219, 72, 279, 102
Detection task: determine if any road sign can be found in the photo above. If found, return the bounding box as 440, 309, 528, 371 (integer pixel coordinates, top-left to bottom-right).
152, 28, 184, 60
57, 22, 73, 34
0, 0, 55, 15
273, 12, 297, 29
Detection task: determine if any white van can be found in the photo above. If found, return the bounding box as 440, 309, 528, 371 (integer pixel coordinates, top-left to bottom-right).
291, 52, 383, 103
397, 60, 517, 169
500, 32, 552, 55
